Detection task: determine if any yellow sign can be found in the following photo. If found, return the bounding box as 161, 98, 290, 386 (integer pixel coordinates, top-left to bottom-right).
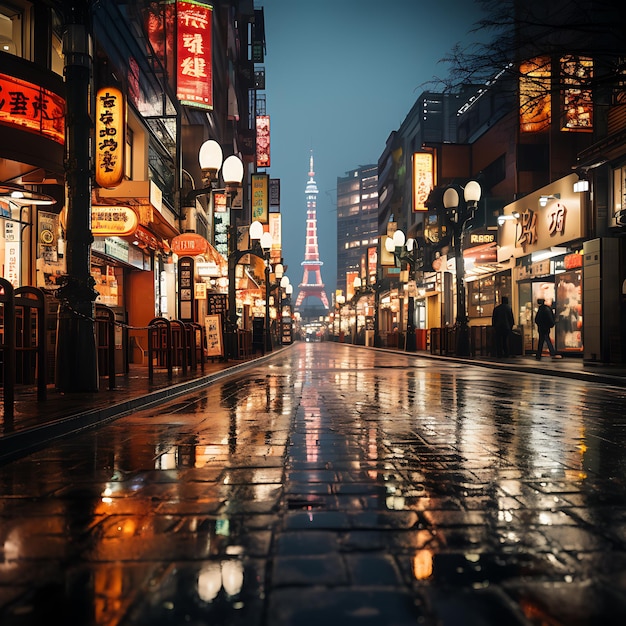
92, 206, 138, 236
251, 173, 269, 223
412, 152, 434, 212
95, 87, 125, 188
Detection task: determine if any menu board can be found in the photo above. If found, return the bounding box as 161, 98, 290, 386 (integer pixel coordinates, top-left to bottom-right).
204, 314, 224, 357
206, 294, 227, 318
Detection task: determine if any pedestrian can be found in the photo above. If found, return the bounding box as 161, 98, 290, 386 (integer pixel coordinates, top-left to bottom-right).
491, 296, 515, 357
534, 298, 562, 360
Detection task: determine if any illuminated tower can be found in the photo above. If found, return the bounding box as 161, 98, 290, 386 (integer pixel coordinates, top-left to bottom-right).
295, 152, 330, 312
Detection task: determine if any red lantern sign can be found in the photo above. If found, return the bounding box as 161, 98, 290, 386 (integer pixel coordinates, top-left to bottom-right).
171, 233, 210, 256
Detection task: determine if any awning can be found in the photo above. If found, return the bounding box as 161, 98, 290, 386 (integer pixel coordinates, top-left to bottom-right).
94, 179, 180, 242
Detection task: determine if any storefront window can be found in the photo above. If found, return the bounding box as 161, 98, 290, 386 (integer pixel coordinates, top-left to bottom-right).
467, 276, 495, 319
467, 272, 512, 321
612, 164, 626, 226
555, 269, 583, 351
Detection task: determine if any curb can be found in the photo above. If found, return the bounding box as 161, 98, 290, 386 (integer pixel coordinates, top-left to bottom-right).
0, 349, 285, 465
364, 344, 626, 387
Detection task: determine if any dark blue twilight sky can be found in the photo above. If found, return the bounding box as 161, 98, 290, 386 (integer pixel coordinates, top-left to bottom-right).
262, 0, 486, 300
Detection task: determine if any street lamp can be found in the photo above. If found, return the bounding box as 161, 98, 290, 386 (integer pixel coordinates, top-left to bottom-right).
185, 140, 244, 209
249, 225, 273, 353
442, 180, 481, 357
351, 276, 377, 345
268, 262, 287, 346
284, 282, 294, 342
336, 294, 346, 341
226, 220, 267, 358
385, 229, 422, 351
278, 273, 290, 344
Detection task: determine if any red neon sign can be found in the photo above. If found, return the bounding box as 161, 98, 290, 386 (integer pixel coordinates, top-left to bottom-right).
176, 1, 213, 110
0, 72, 65, 144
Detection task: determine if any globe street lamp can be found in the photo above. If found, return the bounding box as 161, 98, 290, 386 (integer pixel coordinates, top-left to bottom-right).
385, 229, 422, 351
351, 276, 377, 345
284, 282, 294, 342
184, 140, 244, 220
248, 225, 274, 354
226, 220, 267, 358
442, 180, 481, 357
267, 263, 288, 346
336, 294, 346, 341
278, 274, 290, 344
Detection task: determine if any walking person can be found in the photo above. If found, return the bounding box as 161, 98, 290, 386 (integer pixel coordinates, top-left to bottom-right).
492, 296, 515, 357
534, 298, 561, 360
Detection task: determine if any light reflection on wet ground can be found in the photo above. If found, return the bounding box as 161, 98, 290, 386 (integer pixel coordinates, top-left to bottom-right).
1, 342, 626, 625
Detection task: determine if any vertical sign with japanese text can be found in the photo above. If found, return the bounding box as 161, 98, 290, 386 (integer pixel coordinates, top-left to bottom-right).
412, 152, 434, 212
251, 174, 269, 224
4, 221, 20, 287
95, 87, 125, 188
256, 115, 270, 168
176, 1, 213, 110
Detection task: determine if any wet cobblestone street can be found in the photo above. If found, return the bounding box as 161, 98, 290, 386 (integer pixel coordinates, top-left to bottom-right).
1, 342, 626, 625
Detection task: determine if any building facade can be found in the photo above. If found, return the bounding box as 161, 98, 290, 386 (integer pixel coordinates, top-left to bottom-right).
336, 164, 378, 298
0, 0, 265, 390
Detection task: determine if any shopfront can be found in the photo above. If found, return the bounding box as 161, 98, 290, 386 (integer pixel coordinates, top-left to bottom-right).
498, 174, 586, 356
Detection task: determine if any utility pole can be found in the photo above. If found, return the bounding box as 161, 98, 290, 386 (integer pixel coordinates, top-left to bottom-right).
55, 0, 99, 391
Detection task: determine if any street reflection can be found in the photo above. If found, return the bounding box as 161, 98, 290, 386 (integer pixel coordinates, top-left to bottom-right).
0, 342, 625, 624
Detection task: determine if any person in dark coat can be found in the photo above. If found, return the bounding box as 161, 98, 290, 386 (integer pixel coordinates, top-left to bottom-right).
492, 296, 515, 357
534, 298, 561, 360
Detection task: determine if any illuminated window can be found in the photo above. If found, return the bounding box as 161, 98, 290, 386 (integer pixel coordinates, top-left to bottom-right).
561, 56, 593, 131
519, 57, 551, 133
613, 165, 626, 225
125, 126, 134, 180
0, 9, 19, 56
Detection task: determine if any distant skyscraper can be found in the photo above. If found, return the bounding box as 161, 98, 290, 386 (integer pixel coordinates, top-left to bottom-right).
295, 152, 330, 314
336, 164, 378, 295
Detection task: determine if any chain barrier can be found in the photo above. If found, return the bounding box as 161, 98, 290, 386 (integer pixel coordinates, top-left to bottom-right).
63, 304, 166, 331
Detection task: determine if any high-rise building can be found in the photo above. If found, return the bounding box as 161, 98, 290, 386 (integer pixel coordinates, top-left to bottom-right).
336, 165, 378, 297
295, 153, 329, 317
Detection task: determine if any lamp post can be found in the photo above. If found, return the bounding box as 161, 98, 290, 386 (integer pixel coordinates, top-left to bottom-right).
184, 140, 244, 226
336, 294, 346, 341
278, 274, 290, 344
56, 3, 99, 392
189, 141, 243, 359
226, 220, 267, 358
442, 180, 482, 357
267, 262, 288, 346
284, 283, 294, 342
273, 263, 283, 346
351, 277, 377, 345
385, 229, 422, 352
248, 224, 273, 354
185, 140, 242, 352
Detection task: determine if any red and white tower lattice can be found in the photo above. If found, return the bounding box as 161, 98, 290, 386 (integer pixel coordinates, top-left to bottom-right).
295, 152, 330, 311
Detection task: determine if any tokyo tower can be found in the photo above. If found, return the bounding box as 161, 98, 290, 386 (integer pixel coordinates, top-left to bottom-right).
295, 152, 330, 312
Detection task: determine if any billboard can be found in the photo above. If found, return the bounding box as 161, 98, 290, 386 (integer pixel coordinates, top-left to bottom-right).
176, 1, 213, 110
256, 115, 270, 168
95, 87, 125, 188
251, 173, 269, 223
412, 152, 434, 212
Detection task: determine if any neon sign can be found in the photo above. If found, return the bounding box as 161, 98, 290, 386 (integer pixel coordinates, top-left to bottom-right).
95, 87, 125, 188
0, 72, 64, 144
176, 1, 213, 110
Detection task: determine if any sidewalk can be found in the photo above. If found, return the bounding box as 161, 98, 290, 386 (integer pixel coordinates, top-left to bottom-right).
1, 345, 624, 464
0, 352, 275, 464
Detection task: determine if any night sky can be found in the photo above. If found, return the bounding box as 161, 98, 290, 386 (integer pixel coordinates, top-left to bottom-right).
262, 0, 486, 300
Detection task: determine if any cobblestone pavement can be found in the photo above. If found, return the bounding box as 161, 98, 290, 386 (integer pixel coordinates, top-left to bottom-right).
1, 342, 626, 625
